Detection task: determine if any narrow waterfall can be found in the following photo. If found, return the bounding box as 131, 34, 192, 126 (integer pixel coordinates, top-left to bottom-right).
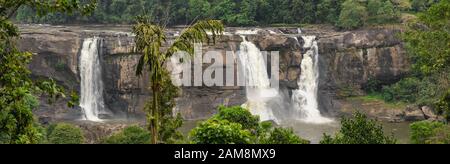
292, 36, 332, 124
79, 37, 105, 122
238, 36, 279, 123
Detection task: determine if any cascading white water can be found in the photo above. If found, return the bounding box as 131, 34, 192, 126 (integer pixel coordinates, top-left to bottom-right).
292, 36, 332, 124
238, 36, 279, 123
79, 37, 105, 122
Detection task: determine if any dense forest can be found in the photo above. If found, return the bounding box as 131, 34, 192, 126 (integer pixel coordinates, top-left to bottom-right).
15, 0, 439, 29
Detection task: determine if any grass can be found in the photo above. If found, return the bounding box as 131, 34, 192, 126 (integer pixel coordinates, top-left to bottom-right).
347, 93, 408, 110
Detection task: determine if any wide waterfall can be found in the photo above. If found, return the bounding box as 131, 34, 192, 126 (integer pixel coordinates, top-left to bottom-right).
79, 37, 105, 122
238, 36, 279, 123
292, 36, 332, 124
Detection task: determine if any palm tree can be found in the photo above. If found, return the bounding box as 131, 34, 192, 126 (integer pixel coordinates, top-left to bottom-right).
133, 18, 224, 144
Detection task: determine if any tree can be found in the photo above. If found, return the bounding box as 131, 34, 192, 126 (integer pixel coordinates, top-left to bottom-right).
403, 0, 450, 75
188, 0, 212, 21
317, 0, 344, 24
190, 118, 253, 144
336, 0, 368, 30
190, 106, 309, 144
0, 0, 95, 144
47, 123, 85, 144
102, 125, 151, 144
377, 0, 400, 23
151, 70, 184, 144
367, 0, 384, 17
214, 106, 260, 130
260, 127, 310, 144
133, 17, 224, 144
320, 112, 397, 144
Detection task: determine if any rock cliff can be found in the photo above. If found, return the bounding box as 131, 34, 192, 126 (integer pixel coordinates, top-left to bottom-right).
18, 25, 409, 121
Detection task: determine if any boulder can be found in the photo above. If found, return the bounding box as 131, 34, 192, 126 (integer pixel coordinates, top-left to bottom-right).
421, 106, 438, 120
403, 106, 426, 121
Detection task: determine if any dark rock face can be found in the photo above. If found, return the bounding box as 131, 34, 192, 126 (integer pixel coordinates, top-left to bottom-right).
18, 25, 410, 121
317, 29, 409, 116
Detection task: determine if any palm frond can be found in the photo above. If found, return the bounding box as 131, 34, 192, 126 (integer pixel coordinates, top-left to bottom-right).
133, 22, 166, 76
165, 20, 224, 59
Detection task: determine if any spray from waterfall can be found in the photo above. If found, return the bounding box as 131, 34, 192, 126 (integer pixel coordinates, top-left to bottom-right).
292, 36, 332, 124
79, 37, 105, 122
238, 36, 279, 123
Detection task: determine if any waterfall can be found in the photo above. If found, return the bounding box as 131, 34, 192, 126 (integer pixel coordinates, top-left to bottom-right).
238, 36, 279, 123
292, 36, 332, 124
79, 37, 105, 122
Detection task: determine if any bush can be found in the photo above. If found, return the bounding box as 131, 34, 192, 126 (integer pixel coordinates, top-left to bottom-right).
190, 119, 253, 144
427, 126, 450, 144
260, 128, 309, 144
436, 89, 450, 121
410, 121, 446, 144
364, 77, 382, 93
382, 77, 421, 103
381, 74, 445, 107
48, 123, 85, 144
320, 112, 396, 144
190, 106, 309, 144
215, 106, 260, 130
102, 126, 151, 144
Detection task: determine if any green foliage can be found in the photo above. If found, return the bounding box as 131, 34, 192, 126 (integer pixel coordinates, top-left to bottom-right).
380, 73, 447, 107
320, 112, 396, 144
410, 120, 445, 144
188, 0, 212, 21
14, 0, 406, 27
215, 106, 260, 130
190, 118, 253, 144
411, 0, 440, 11
190, 106, 309, 144
102, 125, 151, 144
382, 77, 421, 103
133, 17, 224, 144
47, 123, 85, 144
426, 126, 450, 144
403, 0, 450, 75
364, 77, 382, 93
260, 128, 310, 144
435, 89, 450, 121
337, 0, 368, 30
379, 1, 450, 115
1, 0, 94, 144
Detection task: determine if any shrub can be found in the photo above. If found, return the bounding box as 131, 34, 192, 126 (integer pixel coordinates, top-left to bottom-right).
382, 77, 421, 103
190, 119, 253, 144
48, 123, 84, 144
436, 89, 450, 121
364, 77, 382, 93
102, 125, 151, 144
410, 121, 445, 144
214, 106, 260, 130
260, 128, 310, 144
190, 106, 310, 144
320, 112, 396, 144
427, 126, 450, 144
